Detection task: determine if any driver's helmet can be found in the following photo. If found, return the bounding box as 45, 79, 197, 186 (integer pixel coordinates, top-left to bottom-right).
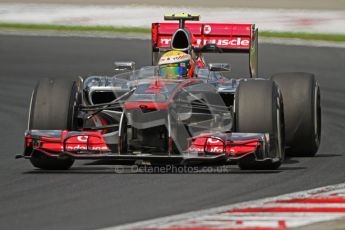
158, 50, 194, 79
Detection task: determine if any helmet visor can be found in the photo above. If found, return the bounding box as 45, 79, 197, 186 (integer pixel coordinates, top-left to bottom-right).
159, 65, 188, 79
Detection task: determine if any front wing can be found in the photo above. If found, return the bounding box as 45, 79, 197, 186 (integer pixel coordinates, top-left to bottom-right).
18, 130, 272, 164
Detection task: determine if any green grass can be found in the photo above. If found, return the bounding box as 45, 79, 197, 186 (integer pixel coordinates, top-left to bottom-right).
0, 23, 150, 34
1, 23, 344, 42
260, 31, 345, 42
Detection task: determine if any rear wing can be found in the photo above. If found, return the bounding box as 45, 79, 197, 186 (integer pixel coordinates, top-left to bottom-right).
152, 23, 258, 78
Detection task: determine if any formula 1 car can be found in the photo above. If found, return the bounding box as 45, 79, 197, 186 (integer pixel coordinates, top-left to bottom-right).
17, 13, 321, 170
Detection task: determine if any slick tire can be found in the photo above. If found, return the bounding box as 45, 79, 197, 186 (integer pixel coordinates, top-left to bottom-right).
28, 78, 80, 170
271, 72, 321, 156
235, 79, 285, 170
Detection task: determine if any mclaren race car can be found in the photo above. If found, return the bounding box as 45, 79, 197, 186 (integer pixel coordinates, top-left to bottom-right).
17, 13, 321, 170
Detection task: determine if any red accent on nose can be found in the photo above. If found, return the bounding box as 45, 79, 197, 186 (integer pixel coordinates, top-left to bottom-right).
226, 139, 259, 155
145, 79, 165, 93
124, 102, 169, 110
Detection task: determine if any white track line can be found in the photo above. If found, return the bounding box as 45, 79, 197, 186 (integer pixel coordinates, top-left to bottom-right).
101, 183, 345, 230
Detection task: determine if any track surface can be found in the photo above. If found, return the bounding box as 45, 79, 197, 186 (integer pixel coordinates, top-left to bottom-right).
0, 35, 344, 230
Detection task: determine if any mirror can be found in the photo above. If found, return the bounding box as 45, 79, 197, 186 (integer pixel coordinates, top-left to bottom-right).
208, 63, 231, 72
114, 61, 135, 71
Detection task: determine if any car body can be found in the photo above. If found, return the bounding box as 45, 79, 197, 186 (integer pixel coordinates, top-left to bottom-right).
17, 14, 321, 170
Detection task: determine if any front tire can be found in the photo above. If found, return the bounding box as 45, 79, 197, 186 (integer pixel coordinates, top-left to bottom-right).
271, 73, 321, 156
235, 79, 285, 170
28, 78, 80, 170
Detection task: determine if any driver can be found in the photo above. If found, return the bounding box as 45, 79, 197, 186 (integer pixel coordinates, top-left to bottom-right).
158, 50, 195, 79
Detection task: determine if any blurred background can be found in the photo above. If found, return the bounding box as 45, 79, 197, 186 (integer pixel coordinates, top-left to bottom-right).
0, 0, 344, 10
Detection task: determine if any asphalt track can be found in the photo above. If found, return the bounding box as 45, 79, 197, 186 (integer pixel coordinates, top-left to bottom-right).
0, 34, 344, 230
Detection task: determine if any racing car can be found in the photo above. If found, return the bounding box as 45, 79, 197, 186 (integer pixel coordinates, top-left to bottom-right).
17, 13, 321, 170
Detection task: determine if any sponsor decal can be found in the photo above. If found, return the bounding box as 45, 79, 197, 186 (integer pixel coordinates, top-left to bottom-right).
65, 135, 110, 151
207, 146, 223, 153
30, 131, 111, 153
65, 144, 109, 151
188, 137, 224, 154
188, 145, 224, 153
203, 25, 212, 34
159, 37, 250, 47
206, 137, 224, 153
187, 146, 204, 152
196, 37, 250, 47
206, 137, 222, 144
158, 54, 190, 64
77, 135, 88, 142
159, 38, 171, 45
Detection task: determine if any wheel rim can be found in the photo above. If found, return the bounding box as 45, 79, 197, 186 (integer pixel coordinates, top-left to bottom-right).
118, 112, 128, 154
68, 83, 81, 130
27, 89, 35, 129
314, 83, 321, 147
70, 90, 79, 130
276, 95, 283, 160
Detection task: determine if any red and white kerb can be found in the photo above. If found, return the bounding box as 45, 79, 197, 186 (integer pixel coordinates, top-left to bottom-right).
107, 183, 345, 230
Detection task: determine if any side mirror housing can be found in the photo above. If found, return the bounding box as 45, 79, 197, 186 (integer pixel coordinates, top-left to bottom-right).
208, 63, 231, 72
114, 61, 135, 71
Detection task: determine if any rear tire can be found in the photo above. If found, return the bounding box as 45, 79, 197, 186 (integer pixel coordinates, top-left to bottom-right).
28, 78, 80, 170
235, 79, 284, 170
271, 73, 321, 156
